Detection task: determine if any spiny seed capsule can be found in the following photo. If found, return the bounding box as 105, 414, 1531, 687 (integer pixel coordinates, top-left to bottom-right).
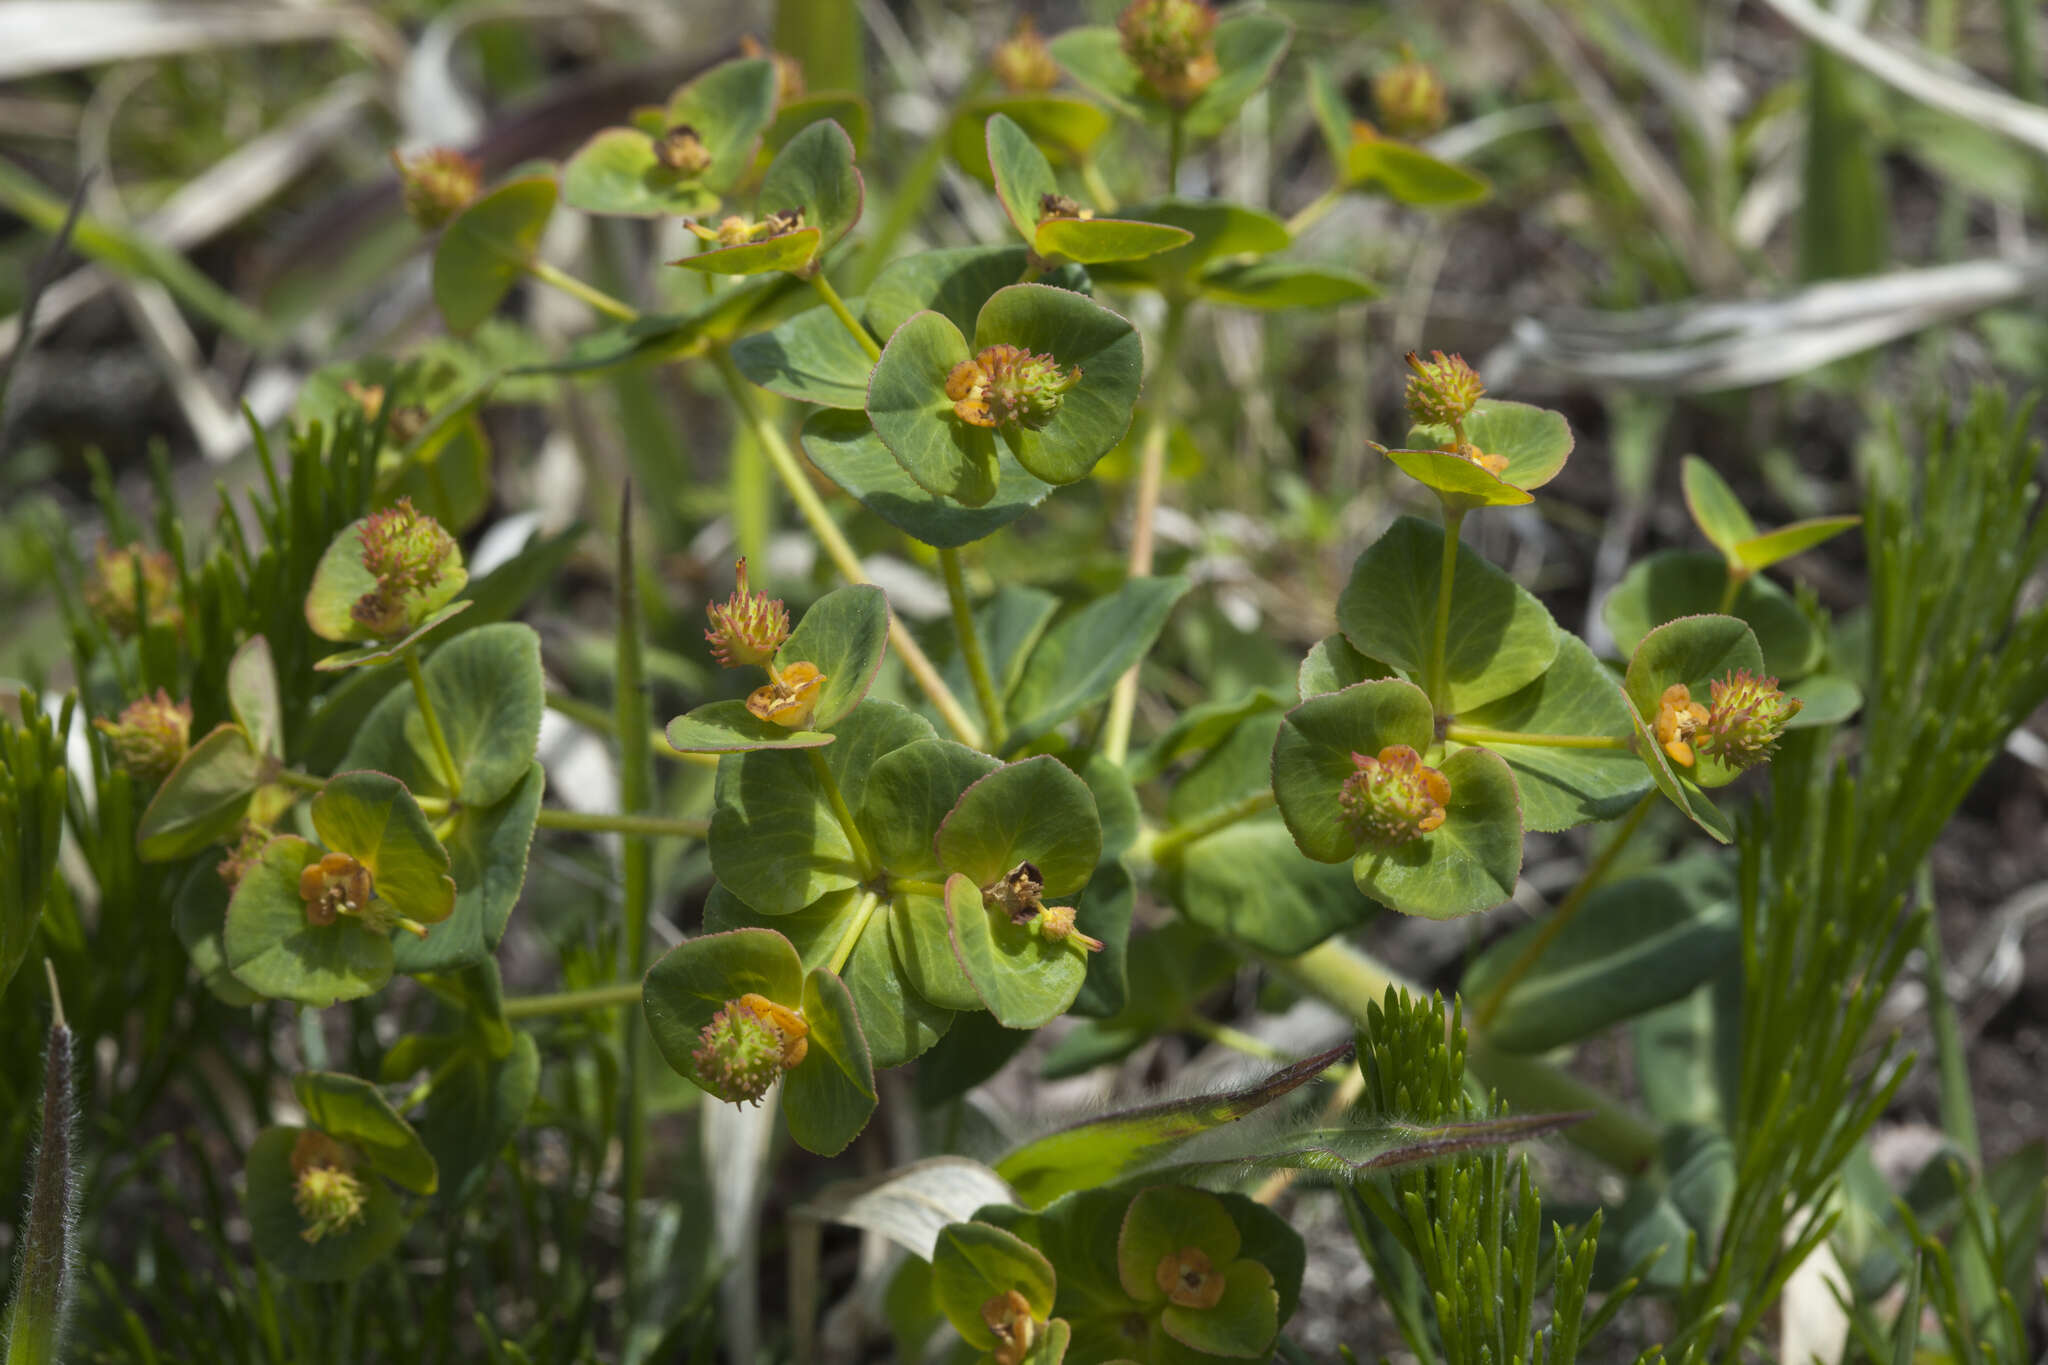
1037, 903, 1105, 953
1155, 1246, 1226, 1310
1696, 670, 1801, 769
290, 1131, 367, 1244
944, 344, 1082, 430
705, 557, 791, 669
653, 124, 712, 176
84, 541, 182, 637
693, 993, 809, 1105
1652, 683, 1712, 768
745, 661, 827, 728
1373, 53, 1450, 140
1404, 350, 1486, 429
981, 1289, 1041, 1365
1117, 0, 1221, 106
93, 690, 191, 786
391, 147, 481, 231
1338, 745, 1451, 849
350, 498, 461, 638
992, 18, 1061, 92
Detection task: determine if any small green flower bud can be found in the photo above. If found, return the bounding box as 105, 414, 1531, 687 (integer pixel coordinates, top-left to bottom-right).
1404, 350, 1485, 430
93, 689, 191, 786
1338, 744, 1451, 850
349, 498, 463, 638
945, 344, 1082, 431
1037, 903, 1106, 953
1696, 670, 1801, 769
391, 147, 481, 230
692, 993, 809, 1105
1117, 0, 1221, 107
705, 557, 791, 668
290, 1131, 367, 1244
1373, 52, 1450, 140
84, 541, 182, 637
217, 821, 269, 890
992, 18, 1062, 92
653, 124, 712, 176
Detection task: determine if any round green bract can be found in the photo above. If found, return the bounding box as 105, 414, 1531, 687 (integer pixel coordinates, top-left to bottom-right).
945, 874, 1089, 1029
433, 177, 557, 333
1352, 746, 1522, 920
1622, 614, 1768, 789
224, 836, 394, 1007
244, 1126, 405, 1282
935, 754, 1103, 897
293, 1071, 438, 1194
866, 310, 1002, 505
800, 408, 1054, 549
312, 771, 457, 925
972, 284, 1143, 485
1270, 679, 1436, 865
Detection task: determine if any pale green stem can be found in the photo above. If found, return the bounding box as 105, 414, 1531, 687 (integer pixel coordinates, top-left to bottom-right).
808, 271, 880, 361
614, 486, 653, 1328
534, 808, 708, 839
1183, 1014, 1291, 1063
1441, 725, 1630, 751
1145, 789, 1277, 863
522, 258, 638, 322
545, 689, 718, 768
1285, 184, 1345, 238
501, 982, 644, 1019
889, 878, 947, 899
825, 889, 884, 977
396, 1047, 470, 1115
1715, 563, 1748, 614
1166, 114, 1185, 189
807, 749, 878, 879
278, 765, 453, 816
1470, 791, 1655, 1033
1427, 508, 1466, 713
940, 547, 1007, 749
1102, 296, 1191, 763
402, 646, 461, 792
710, 346, 984, 748
1079, 157, 1119, 212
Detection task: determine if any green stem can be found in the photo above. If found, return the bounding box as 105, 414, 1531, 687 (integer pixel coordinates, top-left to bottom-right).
1079, 157, 1119, 212
545, 689, 718, 768
1471, 792, 1654, 1032
501, 982, 644, 1020
522, 259, 638, 322
1918, 873, 1980, 1164
1183, 1014, 1291, 1063
402, 646, 461, 793
710, 346, 984, 748
1261, 936, 1661, 1174
889, 878, 947, 899
808, 271, 880, 361
940, 547, 1007, 749
825, 889, 884, 976
1427, 508, 1466, 714
614, 485, 653, 1327
1284, 184, 1345, 238
1167, 114, 1185, 189
1102, 296, 1192, 764
1715, 564, 1747, 614
277, 765, 453, 815
396, 1047, 470, 1115
808, 749, 878, 879
1146, 789, 1277, 864
534, 809, 708, 839
1441, 725, 1630, 751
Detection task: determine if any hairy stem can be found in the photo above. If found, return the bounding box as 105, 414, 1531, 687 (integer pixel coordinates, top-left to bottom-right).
522, 259, 638, 323
710, 346, 984, 748
808, 271, 880, 361
1441, 725, 1630, 751
4, 964, 76, 1365
534, 809, 708, 839
1470, 791, 1655, 1032
940, 547, 1007, 749
1427, 507, 1467, 713
402, 646, 461, 793
1145, 789, 1278, 863
501, 981, 644, 1019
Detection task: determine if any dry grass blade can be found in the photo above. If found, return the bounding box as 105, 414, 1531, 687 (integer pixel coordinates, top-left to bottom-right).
0, 2, 404, 81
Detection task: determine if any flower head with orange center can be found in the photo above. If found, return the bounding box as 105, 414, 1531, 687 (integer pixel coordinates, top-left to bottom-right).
705, 558, 791, 669
85, 541, 182, 637
992, 18, 1062, 92
391, 147, 480, 230
290, 1131, 367, 1244
1338, 744, 1451, 849
653, 124, 712, 176
297, 850, 428, 939
1652, 683, 1712, 768
1696, 670, 1801, 770
693, 992, 809, 1105
1117, 0, 1221, 106
350, 498, 462, 638
94, 690, 191, 786
980, 1289, 1042, 1365
1155, 1246, 1226, 1309
745, 661, 827, 728
944, 344, 1082, 431
1373, 52, 1450, 140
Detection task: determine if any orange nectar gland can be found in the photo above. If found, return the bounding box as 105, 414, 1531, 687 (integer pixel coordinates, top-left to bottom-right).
1117, 0, 1221, 106
992, 18, 1062, 93
391, 147, 480, 231
1339, 745, 1451, 849
704, 557, 791, 668
85, 540, 182, 637
1373, 54, 1451, 140
1156, 1247, 1227, 1310
945, 345, 1082, 431
1698, 670, 1801, 769
1652, 684, 1711, 768
298, 852, 429, 939
981, 1290, 1042, 1365
94, 690, 191, 786
746, 661, 827, 729
290, 1131, 367, 1244
350, 498, 460, 638
652, 124, 712, 176
692, 993, 809, 1105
